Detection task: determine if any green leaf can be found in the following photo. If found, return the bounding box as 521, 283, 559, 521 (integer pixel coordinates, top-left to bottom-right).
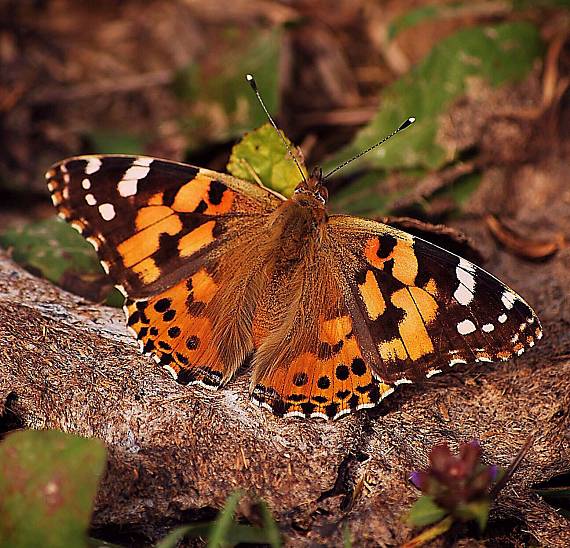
0, 217, 101, 284
207, 491, 243, 548
155, 523, 212, 548
324, 22, 544, 175
0, 217, 121, 306
388, 5, 441, 40
404, 515, 454, 547
0, 430, 106, 548
156, 496, 282, 548
455, 499, 491, 530
343, 523, 353, 548
532, 474, 570, 519
173, 27, 282, 147
258, 500, 282, 548
407, 496, 448, 527
227, 123, 306, 197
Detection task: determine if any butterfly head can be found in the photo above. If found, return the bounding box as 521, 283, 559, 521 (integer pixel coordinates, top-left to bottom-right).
293, 167, 328, 206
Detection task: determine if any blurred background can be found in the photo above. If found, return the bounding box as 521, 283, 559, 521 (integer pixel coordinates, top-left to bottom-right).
0, 0, 568, 302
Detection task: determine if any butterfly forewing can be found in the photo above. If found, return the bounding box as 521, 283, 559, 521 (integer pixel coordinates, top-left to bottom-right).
46, 155, 281, 297
328, 215, 542, 384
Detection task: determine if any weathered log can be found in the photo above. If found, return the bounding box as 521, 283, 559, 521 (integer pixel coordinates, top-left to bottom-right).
1, 153, 569, 545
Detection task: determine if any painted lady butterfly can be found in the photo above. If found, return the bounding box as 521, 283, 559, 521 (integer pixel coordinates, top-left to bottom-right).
46, 110, 541, 421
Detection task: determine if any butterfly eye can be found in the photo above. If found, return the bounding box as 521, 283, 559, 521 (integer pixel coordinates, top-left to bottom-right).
317, 186, 329, 204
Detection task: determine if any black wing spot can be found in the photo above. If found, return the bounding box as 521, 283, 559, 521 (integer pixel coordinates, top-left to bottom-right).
186, 335, 200, 350
317, 376, 331, 389
154, 298, 171, 312
293, 372, 308, 386
208, 180, 227, 205
335, 364, 350, 381
351, 358, 366, 376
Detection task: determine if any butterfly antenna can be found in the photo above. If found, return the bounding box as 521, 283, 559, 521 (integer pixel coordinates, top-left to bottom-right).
246, 74, 307, 183
323, 117, 416, 180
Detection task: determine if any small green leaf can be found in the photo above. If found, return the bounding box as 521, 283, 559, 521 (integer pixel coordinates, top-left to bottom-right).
407, 496, 448, 527
227, 124, 306, 197
343, 523, 353, 548
0, 217, 120, 306
532, 473, 570, 519
324, 22, 544, 175
207, 491, 243, 548
403, 515, 454, 547
258, 500, 282, 548
0, 430, 106, 548
156, 494, 282, 548
0, 218, 100, 284
388, 5, 441, 40
455, 499, 491, 530
155, 523, 212, 548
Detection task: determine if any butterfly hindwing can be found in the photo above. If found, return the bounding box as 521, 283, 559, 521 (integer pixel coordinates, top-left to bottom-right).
250, 238, 394, 420
46, 155, 283, 297
329, 216, 542, 384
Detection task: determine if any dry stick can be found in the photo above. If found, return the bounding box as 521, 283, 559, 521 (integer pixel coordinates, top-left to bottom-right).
490, 434, 535, 498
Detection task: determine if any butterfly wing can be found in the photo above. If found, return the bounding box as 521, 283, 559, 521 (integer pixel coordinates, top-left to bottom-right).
249, 235, 395, 420
47, 154, 284, 388
46, 155, 284, 297
328, 215, 542, 383
250, 214, 541, 420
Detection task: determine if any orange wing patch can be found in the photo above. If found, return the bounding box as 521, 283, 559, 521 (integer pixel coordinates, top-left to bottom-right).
125, 266, 226, 388
251, 314, 393, 419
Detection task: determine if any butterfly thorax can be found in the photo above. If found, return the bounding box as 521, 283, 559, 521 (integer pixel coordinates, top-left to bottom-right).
268, 182, 328, 263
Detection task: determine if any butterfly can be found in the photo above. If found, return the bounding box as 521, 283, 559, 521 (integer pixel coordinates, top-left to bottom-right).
45, 152, 542, 420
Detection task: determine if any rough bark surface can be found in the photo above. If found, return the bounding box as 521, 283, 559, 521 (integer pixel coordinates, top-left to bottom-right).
1, 154, 569, 546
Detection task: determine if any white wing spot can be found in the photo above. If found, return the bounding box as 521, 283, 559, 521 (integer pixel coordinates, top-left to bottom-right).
449, 358, 467, 367
98, 203, 116, 221
426, 369, 442, 378
482, 323, 495, 333
82, 178, 91, 189
124, 163, 152, 180
134, 157, 154, 167
85, 193, 97, 206
394, 379, 412, 386
501, 290, 516, 310
86, 236, 100, 250
453, 258, 476, 305
118, 178, 139, 197
457, 319, 476, 335
85, 158, 102, 174
498, 313, 508, 323
117, 159, 153, 197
